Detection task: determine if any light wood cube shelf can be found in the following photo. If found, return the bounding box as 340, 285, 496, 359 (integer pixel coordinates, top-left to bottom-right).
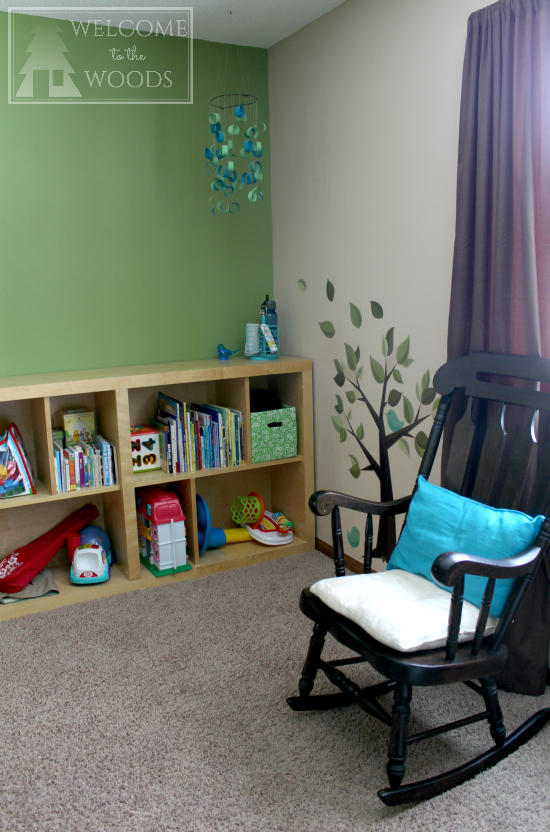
0, 356, 314, 619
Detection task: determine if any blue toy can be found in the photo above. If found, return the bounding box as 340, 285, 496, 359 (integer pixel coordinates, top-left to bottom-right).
217, 344, 240, 361
196, 495, 250, 554
70, 525, 112, 585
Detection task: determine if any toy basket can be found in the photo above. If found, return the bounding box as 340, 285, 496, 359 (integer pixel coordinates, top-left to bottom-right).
245, 324, 279, 361
250, 406, 297, 463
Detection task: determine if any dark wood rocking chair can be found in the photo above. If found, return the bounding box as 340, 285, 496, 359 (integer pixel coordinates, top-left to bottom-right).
287, 352, 550, 805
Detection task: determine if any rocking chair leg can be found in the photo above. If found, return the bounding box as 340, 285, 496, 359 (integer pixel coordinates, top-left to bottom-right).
299, 623, 327, 698
387, 683, 412, 789
480, 676, 506, 747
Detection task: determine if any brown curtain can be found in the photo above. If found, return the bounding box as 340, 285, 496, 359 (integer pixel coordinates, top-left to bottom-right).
447, 0, 550, 695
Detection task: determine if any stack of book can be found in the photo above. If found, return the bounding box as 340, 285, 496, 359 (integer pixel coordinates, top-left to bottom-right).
53, 436, 118, 493
51, 421, 118, 494
152, 392, 244, 474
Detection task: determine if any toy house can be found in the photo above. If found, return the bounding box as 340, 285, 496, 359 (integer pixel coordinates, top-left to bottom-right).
135, 486, 189, 576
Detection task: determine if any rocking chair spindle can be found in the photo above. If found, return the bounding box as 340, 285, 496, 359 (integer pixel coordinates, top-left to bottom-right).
364, 515, 373, 574
331, 506, 346, 577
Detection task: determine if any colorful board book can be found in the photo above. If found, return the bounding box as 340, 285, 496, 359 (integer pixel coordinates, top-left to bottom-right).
131, 425, 161, 473
59, 407, 96, 447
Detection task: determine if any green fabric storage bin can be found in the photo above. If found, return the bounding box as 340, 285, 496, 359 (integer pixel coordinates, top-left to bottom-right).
250, 406, 297, 464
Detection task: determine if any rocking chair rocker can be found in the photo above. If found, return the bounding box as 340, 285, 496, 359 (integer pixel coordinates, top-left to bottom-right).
287, 352, 550, 805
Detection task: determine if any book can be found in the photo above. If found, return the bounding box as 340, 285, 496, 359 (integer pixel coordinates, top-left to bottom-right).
53, 441, 64, 492
151, 419, 172, 473
186, 411, 194, 471
59, 407, 96, 447
229, 409, 244, 464
78, 440, 96, 487
51, 427, 64, 447
94, 448, 101, 486
191, 409, 211, 468
157, 411, 177, 474
158, 393, 184, 473
187, 409, 202, 469
112, 445, 118, 485
191, 404, 225, 468
207, 404, 232, 467
63, 447, 76, 491
73, 445, 83, 489
53, 453, 60, 494
94, 435, 111, 486
109, 444, 115, 485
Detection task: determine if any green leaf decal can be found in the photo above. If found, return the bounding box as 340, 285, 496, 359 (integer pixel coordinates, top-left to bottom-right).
331, 415, 344, 432
334, 372, 346, 387
432, 397, 441, 418
349, 455, 361, 479
421, 387, 436, 406
402, 357, 414, 367
370, 301, 384, 319
347, 526, 360, 548
333, 359, 344, 374
356, 423, 365, 440
370, 356, 385, 384
355, 345, 361, 362
335, 394, 343, 414
387, 389, 402, 407
393, 368, 404, 384
340, 429, 347, 443
350, 303, 362, 328
346, 390, 356, 403
345, 343, 357, 371
319, 321, 335, 338
416, 382, 422, 402
356, 365, 364, 381
414, 431, 429, 458
297, 279, 307, 292
396, 336, 410, 365
398, 438, 410, 457
326, 280, 335, 301
386, 327, 394, 356
403, 396, 414, 424
382, 335, 388, 357
387, 409, 405, 433
421, 369, 430, 390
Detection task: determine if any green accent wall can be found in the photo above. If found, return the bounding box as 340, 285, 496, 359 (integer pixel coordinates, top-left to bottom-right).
0, 11, 273, 377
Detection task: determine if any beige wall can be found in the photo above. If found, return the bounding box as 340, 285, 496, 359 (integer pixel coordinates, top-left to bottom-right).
268, 0, 484, 559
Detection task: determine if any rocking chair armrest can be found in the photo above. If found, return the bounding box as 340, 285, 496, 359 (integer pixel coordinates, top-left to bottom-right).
431, 546, 541, 588
309, 490, 412, 518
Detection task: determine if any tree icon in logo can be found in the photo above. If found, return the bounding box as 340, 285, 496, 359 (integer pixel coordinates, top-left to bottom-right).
16, 18, 81, 98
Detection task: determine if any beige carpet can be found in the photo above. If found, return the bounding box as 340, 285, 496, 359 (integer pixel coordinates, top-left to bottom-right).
1, 550, 549, 832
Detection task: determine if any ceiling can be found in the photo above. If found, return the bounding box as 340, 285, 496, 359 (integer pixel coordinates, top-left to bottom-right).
0, 0, 347, 47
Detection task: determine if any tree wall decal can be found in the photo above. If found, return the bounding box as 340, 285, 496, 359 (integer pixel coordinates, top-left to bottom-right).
300, 279, 439, 560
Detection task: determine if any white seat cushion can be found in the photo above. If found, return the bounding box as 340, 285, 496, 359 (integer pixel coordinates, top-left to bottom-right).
310, 569, 498, 653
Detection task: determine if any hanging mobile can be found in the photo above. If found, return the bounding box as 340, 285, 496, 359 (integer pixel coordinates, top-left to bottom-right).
204, 42, 267, 216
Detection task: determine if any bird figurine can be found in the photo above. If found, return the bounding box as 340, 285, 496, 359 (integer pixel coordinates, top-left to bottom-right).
217, 344, 241, 361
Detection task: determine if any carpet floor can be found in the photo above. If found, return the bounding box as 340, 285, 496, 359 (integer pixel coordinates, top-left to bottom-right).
1, 550, 549, 832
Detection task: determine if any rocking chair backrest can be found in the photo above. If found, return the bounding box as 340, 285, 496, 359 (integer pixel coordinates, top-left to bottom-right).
431, 353, 550, 517
425, 353, 550, 659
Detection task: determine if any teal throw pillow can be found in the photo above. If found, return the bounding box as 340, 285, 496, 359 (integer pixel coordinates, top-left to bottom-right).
388, 476, 544, 617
